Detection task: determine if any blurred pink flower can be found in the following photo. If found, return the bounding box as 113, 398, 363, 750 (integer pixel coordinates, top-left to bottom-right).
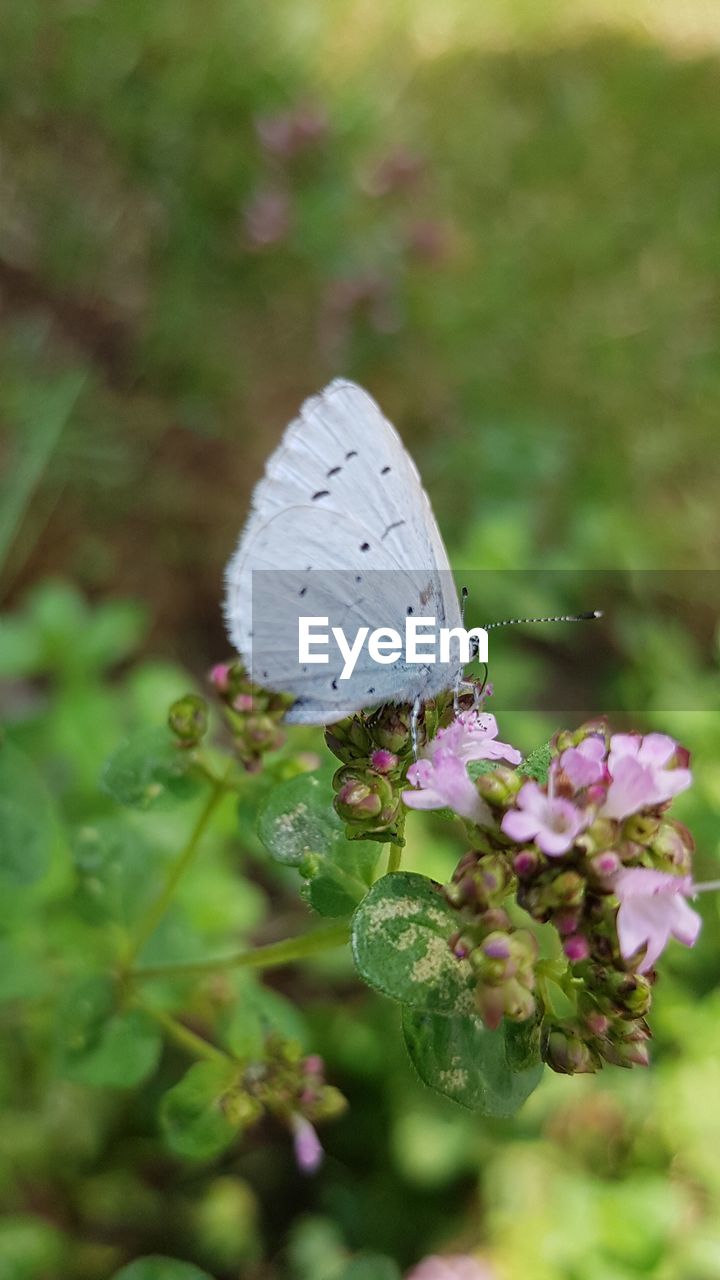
254, 104, 328, 157
291, 1115, 323, 1174
614, 867, 701, 972
243, 187, 292, 248
403, 750, 491, 826
501, 780, 589, 856
560, 735, 606, 787
426, 711, 521, 768
405, 1256, 497, 1280
602, 733, 691, 821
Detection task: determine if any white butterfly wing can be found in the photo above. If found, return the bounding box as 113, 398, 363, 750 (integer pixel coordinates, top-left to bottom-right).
224, 379, 462, 723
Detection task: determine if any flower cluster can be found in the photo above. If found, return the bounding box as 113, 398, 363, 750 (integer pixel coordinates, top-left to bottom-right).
325, 702, 421, 840
209, 661, 293, 769
240, 1039, 346, 1174
410, 716, 702, 1074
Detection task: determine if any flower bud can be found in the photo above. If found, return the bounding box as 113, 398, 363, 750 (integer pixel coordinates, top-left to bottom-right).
333, 767, 399, 829
564, 933, 590, 963
513, 849, 541, 878
650, 820, 694, 873
369, 748, 399, 774
367, 705, 413, 754
548, 870, 585, 909
587, 850, 621, 885
476, 766, 522, 808
576, 818, 617, 856
584, 1010, 610, 1038
544, 1028, 599, 1075
210, 663, 231, 694
623, 813, 660, 845
324, 716, 373, 761
168, 693, 209, 747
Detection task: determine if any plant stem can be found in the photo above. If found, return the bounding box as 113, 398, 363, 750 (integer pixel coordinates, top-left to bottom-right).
130, 920, 350, 982
387, 842, 403, 873
123, 772, 230, 970
136, 997, 231, 1064
386, 810, 406, 873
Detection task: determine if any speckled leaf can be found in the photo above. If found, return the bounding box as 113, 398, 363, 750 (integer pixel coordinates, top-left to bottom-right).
351, 872, 474, 1013
402, 1006, 544, 1116
257, 772, 379, 916
101, 726, 202, 810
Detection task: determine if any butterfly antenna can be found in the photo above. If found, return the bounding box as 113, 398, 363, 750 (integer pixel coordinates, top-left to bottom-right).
483, 610, 603, 631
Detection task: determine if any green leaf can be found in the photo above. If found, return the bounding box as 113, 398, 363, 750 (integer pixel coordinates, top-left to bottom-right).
55, 976, 161, 1087
518, 742, 552, 784
257, 772, 379, 917
81, 598, 147, 670
504, 1011, 543, 1072
72, 819, 161, 926
110, 1260, 215, 1280
351, 872, 474, 1013
222, 973, 308, 1059
339, 1257, 402, 1280
0, 737, 59, 885
101, 726, 203, 810
402, 1006, 544, 1117
159, 1060, 243, 1160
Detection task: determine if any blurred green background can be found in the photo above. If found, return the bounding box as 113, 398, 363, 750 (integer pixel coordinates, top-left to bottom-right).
1, 1, 720, 1277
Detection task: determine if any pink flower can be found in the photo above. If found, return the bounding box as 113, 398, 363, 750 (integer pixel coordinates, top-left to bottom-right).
291, 1116, 323, 1174
613, 867, 701, 973
602, 733, 692, 821
426, 712, 522, 768
403, 750, 492, 826
405, 1256, 496, 1280
560, 736, 606, 787
501, 780, 589, 856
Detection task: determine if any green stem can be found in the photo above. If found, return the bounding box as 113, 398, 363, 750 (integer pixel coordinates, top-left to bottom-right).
123, 772, 230, 970
130, 920, 350, 983
386, 810, 406, 873
387, 842, 403, 873
136, 998, 231, 1064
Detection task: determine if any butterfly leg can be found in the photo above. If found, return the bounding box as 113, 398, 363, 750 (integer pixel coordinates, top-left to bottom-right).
411, 695, 423, 759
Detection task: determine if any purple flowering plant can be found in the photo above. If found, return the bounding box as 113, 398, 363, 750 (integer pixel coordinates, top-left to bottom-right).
157, 662, 712, 1133
15, 625, 710, 1181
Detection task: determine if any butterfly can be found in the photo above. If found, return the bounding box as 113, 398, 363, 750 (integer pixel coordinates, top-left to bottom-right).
224, 379, 468, 724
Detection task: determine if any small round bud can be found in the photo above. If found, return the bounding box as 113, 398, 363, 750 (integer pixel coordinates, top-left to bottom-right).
513, 849, 540, 878
209, 663, 231, 694
168, 693, 208, 747
369, 748, 398, 774
588, 850, 621, 883
564, 933, 590, 963
623, 814, 660, 845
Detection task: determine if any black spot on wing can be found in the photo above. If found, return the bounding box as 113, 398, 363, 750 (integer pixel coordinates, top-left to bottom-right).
381, 465, 391, 474
360, 542, 370, 552
345, 450, 358, 460
299, 586, 307, 597
312, 489, 330, 501
327, 465, 342, 477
